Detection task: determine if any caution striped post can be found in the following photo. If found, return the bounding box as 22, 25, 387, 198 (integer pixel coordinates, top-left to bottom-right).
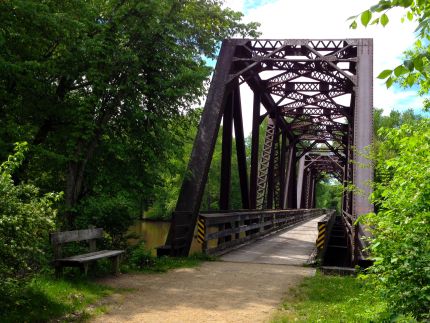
316, 221, 327, 250
197, 216, 206, 244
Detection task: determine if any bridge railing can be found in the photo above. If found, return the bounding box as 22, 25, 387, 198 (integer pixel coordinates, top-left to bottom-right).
197, 209, 326, 255
342, 211, 371, 265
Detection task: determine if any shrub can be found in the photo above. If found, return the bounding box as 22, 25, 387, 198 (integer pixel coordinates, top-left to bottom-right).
128, 241, 155, 269
361, 121, 430, 320
76, 192, 138, 249
0, 143, 60, 302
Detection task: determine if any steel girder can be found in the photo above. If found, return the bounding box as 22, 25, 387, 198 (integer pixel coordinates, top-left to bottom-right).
160, 39, 373, 264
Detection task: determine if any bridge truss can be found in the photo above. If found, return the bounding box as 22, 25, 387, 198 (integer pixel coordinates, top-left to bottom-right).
160, 39, 373, 265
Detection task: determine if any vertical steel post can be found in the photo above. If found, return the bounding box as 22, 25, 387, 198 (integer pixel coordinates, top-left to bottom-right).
162, 41, 236, 256
289, 154, 297, 209
311, 174, 317, 208
233, 82, 250, 209
219, 92, 233, 210
279, 131, 287, 208
249, 92, 261, 209
284, 144, 297, 208
296, 155, 305, 208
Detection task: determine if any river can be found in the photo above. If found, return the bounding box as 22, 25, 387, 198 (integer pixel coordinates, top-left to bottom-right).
128, 220, 202, 255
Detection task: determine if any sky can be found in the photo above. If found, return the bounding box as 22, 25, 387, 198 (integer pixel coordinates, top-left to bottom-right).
214, 0, 427, 134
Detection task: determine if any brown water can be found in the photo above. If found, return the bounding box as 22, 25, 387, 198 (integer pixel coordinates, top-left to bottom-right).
128, 220, 202, 255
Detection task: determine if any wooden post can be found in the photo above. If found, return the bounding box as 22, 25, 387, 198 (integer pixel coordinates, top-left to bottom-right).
111, 256, 120, 275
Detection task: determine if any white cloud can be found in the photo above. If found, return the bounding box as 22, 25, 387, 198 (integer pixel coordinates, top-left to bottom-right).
220, 0, 424, 134
223, 0, 245, 12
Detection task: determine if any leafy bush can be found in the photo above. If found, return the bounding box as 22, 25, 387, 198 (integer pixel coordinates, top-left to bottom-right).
125, 243, 211, 273
0, 143, 60, 302
361, 121, 430, 320
76, 193, 138, 248
128, 241, 155, 269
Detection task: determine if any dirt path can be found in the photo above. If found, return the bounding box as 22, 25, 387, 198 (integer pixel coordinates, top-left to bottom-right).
93, 261, 314, 323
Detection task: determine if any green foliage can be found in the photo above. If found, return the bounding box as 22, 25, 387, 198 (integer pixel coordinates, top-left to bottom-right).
361, 120, 430, 320
0, 0, 260, 228
146, 109, 202, 219
128, 241, 155, 269
350, 0, 428, 34
372, 108, 423, 185
315, 176, 342, 213
140, 253, 213, 273
349, 0, 430, 94
272, 273, 396, 323
361, 9, 373, 27
0, 143, 60, 302
76, 192, 137, 248
125, 241, 212, 273
373, 108, 423, 137
201, 125, 244, 211
1, 275, 113, 323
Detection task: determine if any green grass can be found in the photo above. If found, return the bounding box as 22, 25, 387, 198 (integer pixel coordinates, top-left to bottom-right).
1, 275, 114, 323
124, 252, 216, 273
0, 254, 214, 323
272, 272, 416, 323
1, 254, 212, 322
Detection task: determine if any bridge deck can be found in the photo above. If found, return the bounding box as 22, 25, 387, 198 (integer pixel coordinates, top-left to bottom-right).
220, 215, 325, 265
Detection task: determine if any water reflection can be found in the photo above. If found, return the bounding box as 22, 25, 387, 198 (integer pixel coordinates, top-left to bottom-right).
128, 220, 202, 255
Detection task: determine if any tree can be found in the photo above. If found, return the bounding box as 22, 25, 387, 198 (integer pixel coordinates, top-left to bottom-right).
200, 125, 243, 211
315, 175, 342, 213
145, 109, 202, 219
0, 0, 260, 227
373, 108, 422, 136
372, 108, 423, 188
349, 0, 430, 102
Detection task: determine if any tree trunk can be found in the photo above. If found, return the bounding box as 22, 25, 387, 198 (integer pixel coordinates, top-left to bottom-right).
64, 107, 114, 227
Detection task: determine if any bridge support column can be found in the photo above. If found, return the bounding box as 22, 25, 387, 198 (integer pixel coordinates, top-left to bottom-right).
284, 144, 297, 208
279, 131, 288, 208
296, 155, 305, 208
233, 82, 250, 209
161, 41, 237, 256
311, 174, 317, 208
219, 89, 233, 210
302, 168, 312, 209
352, 39, 373, 263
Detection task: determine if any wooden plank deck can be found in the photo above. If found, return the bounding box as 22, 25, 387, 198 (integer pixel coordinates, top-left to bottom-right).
220, 215, 324, 265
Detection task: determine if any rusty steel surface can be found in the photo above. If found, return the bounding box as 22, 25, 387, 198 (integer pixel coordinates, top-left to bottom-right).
160, 39, 373, 264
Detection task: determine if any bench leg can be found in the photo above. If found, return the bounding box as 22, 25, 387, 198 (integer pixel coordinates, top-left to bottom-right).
55, 265, 63, 278
80, 263, 89, 276
111, 256, 120, 275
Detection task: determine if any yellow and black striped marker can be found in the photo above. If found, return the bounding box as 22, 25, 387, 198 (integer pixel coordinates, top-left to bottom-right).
197, 217, 205, 244
316, 222, 326, 249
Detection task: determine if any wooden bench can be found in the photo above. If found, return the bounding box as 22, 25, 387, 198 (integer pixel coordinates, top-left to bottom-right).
50, 228, 125, 277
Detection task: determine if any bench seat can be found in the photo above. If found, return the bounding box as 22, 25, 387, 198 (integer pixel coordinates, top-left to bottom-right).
55, 250, 125, 264
50, 228, 125, 276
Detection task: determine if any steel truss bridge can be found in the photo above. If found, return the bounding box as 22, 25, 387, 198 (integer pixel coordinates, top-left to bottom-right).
158, 39, 373, 266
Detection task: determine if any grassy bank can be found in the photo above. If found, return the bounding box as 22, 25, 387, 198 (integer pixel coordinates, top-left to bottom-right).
1, 275, 114, 323
272, 272, 417, 323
